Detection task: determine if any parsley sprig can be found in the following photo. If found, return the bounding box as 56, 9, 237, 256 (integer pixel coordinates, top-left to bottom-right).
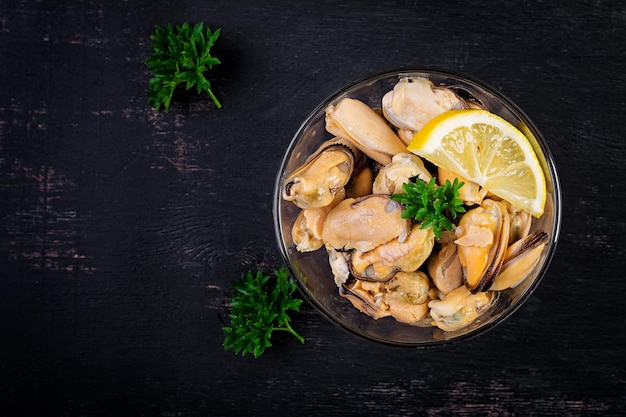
223, 267, 304, 358
391, 177, 466, 239
146, 22, 222, 111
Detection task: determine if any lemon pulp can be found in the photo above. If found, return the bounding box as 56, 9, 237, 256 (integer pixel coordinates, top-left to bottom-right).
407, 109, 546, 217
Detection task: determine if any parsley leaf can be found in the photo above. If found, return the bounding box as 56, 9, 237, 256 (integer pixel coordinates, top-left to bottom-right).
223, 267, 304, 358
146, 22, 222, 111
391, 177, 466, 239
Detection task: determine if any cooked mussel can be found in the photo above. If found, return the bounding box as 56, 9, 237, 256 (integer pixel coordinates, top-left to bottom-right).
348, 224, 434, 281
341, 271, 433, 325
325, 98, 407, 165
372, 153, 432, 195
490, 229, 549, 291
282, 138, 358, 209
382, 77, 467, 133
454, 199, 510, 293
427, 242, 463, 296
321, 194, 410, 252
438, 167, 487, 206
291, 191, 345, 252
428, 285, 494, 331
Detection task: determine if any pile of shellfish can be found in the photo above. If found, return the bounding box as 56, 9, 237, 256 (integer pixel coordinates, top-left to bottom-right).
281, 77, 549, 332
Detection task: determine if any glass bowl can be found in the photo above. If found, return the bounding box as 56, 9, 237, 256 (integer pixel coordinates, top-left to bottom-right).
273, 67, 561, 347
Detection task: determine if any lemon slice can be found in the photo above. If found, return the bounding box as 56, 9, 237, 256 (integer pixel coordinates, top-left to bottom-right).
408, 109, 546, 217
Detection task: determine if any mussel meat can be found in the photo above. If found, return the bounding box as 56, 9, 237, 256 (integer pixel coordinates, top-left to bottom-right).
382, 77, 466, 132
321, 194, 410, 252
291, 191, 345, 252
341, 271, 432, 325
372, 153, 432, 195
454, 199, 510, 293
428, 285, 494, 331
349, 224, 434, 281
283, 138, 357, 209
490, 229, 549, 291
325, 98, 407, 165
427, 242, 464, 296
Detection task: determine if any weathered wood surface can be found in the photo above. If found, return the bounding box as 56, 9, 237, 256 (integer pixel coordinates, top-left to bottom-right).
1, 1, 625, 416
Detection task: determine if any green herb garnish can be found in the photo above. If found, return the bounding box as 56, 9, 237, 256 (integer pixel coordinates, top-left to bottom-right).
223, 267, 304, 358
391, 177, 466, 239
146, 22, 222, 111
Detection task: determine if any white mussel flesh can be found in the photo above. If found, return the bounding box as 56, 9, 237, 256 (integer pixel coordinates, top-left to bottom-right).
349, 224, 434, 281
327, 247, 351, 288
428, 285, 494, 331
282, 138, 357, 209
321, 194, 410, 252
454, 199, 510, 293
382, 77, 466, 133
325, 98, 407, 165
372, 153, 432, 195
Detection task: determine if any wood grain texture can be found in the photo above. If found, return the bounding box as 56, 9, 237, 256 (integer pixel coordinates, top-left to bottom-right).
1, 0, 625, 416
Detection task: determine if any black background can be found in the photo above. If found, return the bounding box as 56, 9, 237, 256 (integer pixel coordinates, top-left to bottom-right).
1, 1, 625, 416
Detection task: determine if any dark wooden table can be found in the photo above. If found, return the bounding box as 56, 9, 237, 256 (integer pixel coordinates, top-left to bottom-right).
2, 1, 625, 416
